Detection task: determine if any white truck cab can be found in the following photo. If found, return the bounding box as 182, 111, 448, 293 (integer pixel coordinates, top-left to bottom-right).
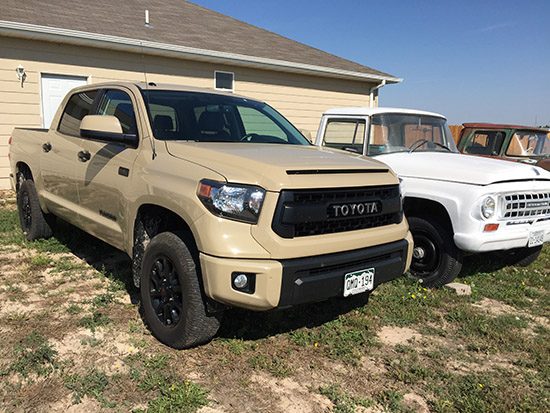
316, 107, 550, 286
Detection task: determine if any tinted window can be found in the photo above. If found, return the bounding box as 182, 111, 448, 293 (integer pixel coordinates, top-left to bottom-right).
58, 90, 98, 136
140, 90, 310, 145
96, 90, 137, 135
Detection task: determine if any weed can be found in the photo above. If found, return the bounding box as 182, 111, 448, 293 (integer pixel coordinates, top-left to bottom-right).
319, 384, 373, 413
66, 304, 83, 315
92, 292, 115, 308
145, 380, 209, 413
79, 310, 111, 332
65, 369, 114, 407
28, 253, 52, 269
10, 331, 57, 377
248, 353, 292, 378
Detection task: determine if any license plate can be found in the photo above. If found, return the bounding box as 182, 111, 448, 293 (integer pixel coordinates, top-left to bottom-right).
528, 230, 544, 247
343, 268, 375, 297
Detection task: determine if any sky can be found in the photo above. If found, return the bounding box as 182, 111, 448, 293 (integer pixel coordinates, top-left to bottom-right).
192, 0, 550, 126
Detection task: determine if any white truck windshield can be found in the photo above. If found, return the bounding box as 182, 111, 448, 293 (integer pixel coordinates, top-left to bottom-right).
368, 114, 458, 155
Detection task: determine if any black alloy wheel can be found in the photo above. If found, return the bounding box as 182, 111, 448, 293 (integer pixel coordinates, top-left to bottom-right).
149, 255, 183, 327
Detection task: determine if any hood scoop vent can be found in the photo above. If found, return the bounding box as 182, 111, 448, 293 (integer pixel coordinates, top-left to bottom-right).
286, 168, 388, 175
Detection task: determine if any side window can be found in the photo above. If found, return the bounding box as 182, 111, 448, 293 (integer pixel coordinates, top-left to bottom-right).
96, 90, 137, 135
464, 130, 504, 155
237, 106, 287, 140
323, 120, 365, 152
57, 90, 98, 136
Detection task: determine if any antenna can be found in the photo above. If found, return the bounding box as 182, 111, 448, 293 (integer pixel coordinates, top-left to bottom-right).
141, 9, 157, 159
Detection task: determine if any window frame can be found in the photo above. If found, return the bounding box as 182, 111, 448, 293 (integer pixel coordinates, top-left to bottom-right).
214, 71, 235, 92
56, 89, 100, 137
322, 117, 368, 155
95, 88, 140, 138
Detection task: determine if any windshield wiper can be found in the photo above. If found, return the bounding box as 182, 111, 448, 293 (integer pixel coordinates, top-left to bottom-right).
409, 139, 452, 153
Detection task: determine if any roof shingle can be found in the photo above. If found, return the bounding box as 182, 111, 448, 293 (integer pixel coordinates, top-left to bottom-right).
1, 0, 397, 81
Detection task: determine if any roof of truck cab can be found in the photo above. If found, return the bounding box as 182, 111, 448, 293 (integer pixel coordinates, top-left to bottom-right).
78, 81, 253, 99
323, 107, 446, 118
462, 123, 548, 132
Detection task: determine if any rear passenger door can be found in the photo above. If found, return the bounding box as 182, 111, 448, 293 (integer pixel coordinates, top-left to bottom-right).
74, 88, 141, 249
40, 89, 98, 223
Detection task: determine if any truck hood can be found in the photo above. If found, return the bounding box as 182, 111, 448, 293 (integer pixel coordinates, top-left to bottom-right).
165, 142, 398, 190
375, 152, 550, 185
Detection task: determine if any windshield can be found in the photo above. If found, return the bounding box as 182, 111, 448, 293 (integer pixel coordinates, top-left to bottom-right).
141, 90, 310, 145
506, 131, 550, 157
368, 114, 458, 155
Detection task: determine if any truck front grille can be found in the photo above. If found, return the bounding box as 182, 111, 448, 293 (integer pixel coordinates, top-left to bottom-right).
502, 192, 550, 220
272, 185, 402, 238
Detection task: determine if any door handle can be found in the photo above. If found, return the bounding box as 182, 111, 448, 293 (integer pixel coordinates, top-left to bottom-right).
77, 150, 91, 162
42, 142, 52, 153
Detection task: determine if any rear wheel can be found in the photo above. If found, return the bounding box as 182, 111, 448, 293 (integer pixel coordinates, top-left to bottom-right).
139, 231, 221, 349
505, 246, 543, 267
408, 216, 462, 288
17, 180, 53, 241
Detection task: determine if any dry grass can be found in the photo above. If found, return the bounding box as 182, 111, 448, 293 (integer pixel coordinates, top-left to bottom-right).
0, 192, 548, 412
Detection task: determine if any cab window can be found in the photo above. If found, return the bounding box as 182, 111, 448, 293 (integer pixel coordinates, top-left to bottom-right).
57, 90, 98, 136
323, 119, 365, 153
96, 90, 137, 135
463, 130, 505, 155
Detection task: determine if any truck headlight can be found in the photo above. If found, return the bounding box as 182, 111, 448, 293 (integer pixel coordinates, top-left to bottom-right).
198, 180, 265, 224
481, 196, 496, 219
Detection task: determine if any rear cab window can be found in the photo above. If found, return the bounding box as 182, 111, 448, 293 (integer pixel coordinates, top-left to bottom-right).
57, 90, 98, 136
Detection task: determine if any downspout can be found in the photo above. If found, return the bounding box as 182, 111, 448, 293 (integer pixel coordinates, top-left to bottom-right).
369, 79, 386, 108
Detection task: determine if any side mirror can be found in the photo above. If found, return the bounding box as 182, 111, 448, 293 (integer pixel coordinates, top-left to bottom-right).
80, 115, 138, 148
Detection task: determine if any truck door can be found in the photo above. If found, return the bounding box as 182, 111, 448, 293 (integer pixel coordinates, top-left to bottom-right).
40, 89, 98, 224
74, 88, 140, 250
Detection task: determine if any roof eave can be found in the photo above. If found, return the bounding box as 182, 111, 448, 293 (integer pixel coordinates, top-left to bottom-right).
0, 20, 402, 84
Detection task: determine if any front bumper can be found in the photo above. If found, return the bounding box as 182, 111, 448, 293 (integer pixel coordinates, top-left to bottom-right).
200, 233, 413, 311
454, 220, 550, 252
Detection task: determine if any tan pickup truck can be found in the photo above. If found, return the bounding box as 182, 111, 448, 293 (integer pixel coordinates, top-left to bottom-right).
9, 82, 412, 348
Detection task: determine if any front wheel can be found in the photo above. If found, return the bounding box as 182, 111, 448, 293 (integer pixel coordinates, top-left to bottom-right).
408, 216, 463, 288
139, 231, 221, 349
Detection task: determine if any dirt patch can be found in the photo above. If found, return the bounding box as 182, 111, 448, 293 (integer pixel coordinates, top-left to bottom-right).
377, 326, 422, 346
403, 392, 429, 413
250, 372, 332, 413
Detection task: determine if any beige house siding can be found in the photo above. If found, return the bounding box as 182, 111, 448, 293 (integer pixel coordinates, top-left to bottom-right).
0, 36, 376, 189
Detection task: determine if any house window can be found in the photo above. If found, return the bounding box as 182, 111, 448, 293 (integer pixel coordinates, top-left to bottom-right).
215, 71, 234, 91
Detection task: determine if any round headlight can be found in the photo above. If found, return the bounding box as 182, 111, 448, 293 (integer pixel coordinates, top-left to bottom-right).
481, 196, 496, 219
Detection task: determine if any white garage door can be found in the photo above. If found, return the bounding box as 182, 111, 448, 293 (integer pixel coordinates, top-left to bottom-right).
41, 74, 88, 128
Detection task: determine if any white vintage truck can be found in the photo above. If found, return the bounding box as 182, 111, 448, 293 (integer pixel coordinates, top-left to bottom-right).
315, 107, 550, 287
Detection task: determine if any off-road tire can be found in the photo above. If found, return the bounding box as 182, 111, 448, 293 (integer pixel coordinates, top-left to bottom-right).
506, 246, 543, 267
139, 231, 221, 349
17, 180, 53, 241
408, 216, 463, 288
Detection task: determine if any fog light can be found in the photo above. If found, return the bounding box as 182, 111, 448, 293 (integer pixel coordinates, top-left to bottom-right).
233, 273, 248, 289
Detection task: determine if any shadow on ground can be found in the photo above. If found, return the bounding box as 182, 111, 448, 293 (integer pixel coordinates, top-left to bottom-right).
459, 252, 510, 278
50, 220, 137, 302
48, 219, 370, 342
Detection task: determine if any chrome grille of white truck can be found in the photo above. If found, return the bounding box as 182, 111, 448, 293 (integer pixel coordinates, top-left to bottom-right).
502, 192, 550, 220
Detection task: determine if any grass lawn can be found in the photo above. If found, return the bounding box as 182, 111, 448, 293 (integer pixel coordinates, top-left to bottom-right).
0, 195, 548, 412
